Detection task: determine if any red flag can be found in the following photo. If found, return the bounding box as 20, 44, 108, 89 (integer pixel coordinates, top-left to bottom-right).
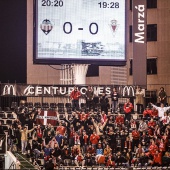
36, 110, 57, 126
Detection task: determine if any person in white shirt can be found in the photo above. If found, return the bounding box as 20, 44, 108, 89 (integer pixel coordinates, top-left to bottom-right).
151, 103, 170, 118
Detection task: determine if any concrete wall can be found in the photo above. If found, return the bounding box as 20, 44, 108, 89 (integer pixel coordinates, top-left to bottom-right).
27, 0, 170, 92
127, 0, 170, 88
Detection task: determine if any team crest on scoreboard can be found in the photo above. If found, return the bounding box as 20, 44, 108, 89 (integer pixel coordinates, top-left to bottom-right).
109, 19, 118, 37
40, 19, 53, 35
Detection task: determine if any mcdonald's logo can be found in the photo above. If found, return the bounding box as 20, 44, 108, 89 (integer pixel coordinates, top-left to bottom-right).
122, 86, 135, 97
2, 85, 16, 96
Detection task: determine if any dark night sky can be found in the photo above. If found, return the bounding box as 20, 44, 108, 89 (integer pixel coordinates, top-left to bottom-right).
0, 0, 27, 83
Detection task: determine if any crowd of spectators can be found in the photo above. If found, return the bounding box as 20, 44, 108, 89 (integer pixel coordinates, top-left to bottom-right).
6, 100, 170, 169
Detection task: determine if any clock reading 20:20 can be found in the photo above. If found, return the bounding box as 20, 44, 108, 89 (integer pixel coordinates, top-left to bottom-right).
42, 0, 63, 7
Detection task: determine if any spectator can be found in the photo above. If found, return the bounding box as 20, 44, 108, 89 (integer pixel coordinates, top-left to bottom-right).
124, 136, 132, 150
135, 86, 144, 114
92, 117, 107, 136
151, 103, 170, 118
158, 87, 167, 105
45, 131, 53, 145
19, 125, 35, 155
138, 119, 148, 134
152, 150, 162, 166
81, 130, 89, 153
160, 112, 170, 132
124, 98, 133, 122
115, 112, 124, 127
61, 144, 71, 165
104, 144, 112, 157
85, 152, 93, 166
44, 123, 55, 138
95, 146, 105, 166
85, 86, 94, 110
162, 152, 170, 166
143, 106, 153, 119
70, 86, 81, 111
140, 131, 150, 148
132, 128, 140, 152
75, 152, 85, 167
86, 144, 95, 155
115, 151, 126, 166
146, 140, 158, 157
90, 131, 100, 150
135, 143, 145, 157
44, 145, 52, 161
51, 143, 62, 167
138, 152, 148, 167
111, 87, 119, 113
100, 93, 109, 114
44, 158, 54, 170
8, 99, 170, 169
55, 131, 64, 148
106, 154, 115, 167
36, 124, 43, 143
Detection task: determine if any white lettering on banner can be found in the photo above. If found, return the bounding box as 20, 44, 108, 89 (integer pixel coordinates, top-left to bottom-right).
24, 85, 34, 95
134, 5, 145, 43
3, 85, 16, 95
20, 84, 137, 97
59, 87, 66, 94
44, 87, 51, 94
93, 87, 98, 96
122, 86, 135, 97
98, 87, 104, 95
36, 86, 42, 95
80, 87, 87, 95
52, 87, 58, 94
105, 87, 111, 95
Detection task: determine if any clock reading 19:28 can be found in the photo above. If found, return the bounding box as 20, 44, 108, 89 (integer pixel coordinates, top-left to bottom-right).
98, 2, 119, 8
41, 0, 119, 8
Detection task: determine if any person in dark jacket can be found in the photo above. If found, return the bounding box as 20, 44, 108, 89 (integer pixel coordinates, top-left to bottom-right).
85, 86, 94, 110
44, 158, 54, 170
100, 93, 109, 114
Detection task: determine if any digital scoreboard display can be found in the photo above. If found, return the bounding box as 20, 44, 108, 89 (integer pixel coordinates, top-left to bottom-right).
33, 0, 126, 65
